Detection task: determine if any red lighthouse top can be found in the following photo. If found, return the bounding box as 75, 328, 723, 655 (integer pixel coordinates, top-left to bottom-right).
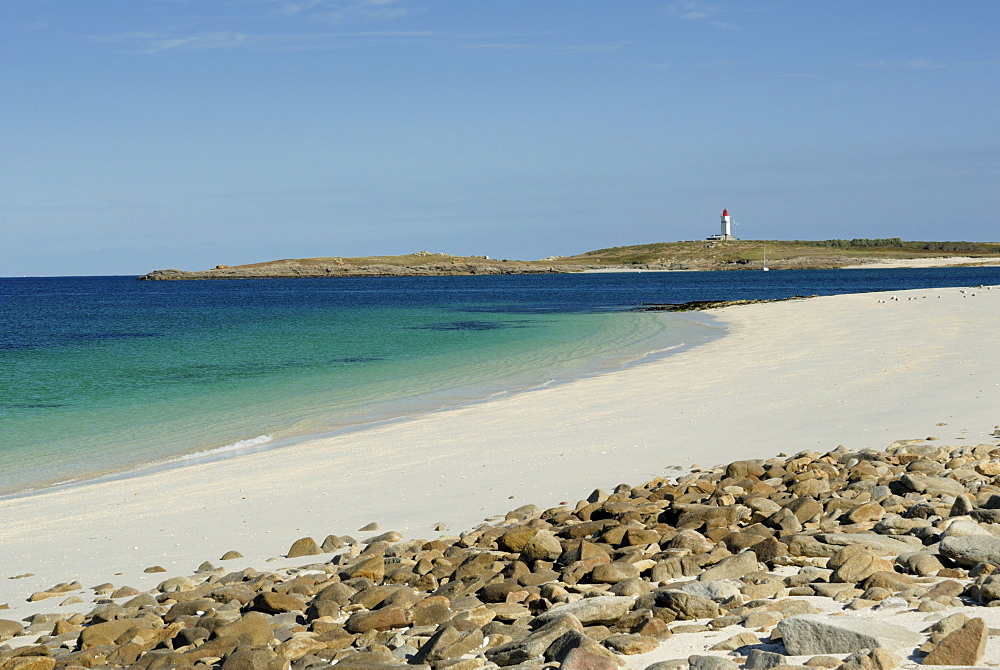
722, 209, 729, 217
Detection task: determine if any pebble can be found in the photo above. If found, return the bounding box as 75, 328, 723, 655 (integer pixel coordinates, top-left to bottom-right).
5, 437, 1000, 669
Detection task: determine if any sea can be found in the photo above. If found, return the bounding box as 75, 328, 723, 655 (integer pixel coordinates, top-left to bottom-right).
2, 266, 999, 498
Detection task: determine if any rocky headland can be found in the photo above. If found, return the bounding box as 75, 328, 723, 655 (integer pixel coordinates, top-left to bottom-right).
6, 434, 1000, 670
135, 246, 1000, 280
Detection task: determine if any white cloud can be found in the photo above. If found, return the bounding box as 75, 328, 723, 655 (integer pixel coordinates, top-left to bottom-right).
669, 1, 717, 20
250, 0, 412, 25
905, 58, 946, 70
95, 31, 250, 54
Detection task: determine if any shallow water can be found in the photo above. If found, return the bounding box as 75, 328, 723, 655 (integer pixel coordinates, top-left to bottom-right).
2, 266, 998, 496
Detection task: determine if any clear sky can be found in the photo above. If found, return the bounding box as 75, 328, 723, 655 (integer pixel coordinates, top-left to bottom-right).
2, 1, 998, 276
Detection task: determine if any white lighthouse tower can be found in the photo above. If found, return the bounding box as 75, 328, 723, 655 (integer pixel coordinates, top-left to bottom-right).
721, 208, 732, 238
707, 208, 737, 241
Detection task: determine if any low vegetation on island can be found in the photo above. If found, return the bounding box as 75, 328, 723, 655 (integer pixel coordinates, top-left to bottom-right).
137, 240, 1000, 280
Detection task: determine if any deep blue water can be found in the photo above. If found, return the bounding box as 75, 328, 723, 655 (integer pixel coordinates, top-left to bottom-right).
1, 266, 998, 496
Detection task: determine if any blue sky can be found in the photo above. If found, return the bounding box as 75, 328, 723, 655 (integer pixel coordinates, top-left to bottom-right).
2, 1, 998, 276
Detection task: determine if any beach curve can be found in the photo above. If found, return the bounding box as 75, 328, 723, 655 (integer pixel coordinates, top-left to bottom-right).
1, 284, 998, 620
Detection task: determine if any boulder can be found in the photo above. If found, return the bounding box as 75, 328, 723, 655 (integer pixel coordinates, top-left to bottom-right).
777, 614, 921, 655
698, 551, 759, 582
590, 562, 640, 584
654, 590, 720, 620
521, 531, 563, 562
250, 592, 306, 614
485, 614, 583, 666
544, 628, 621, 665
829, 545, 894, 583
533, 596, 635, 626
899, 474, 965, 498
0, 619, 25, 641
603, 634, 658, 655
560, 647, 620, 670
214, 612, 275, 646
286, 537, 321, 558
687, 655, 739, 670
743, 649, 786, 670
922, 617, 987, 665
939, 535, 1000, 567
344, 607, 413, 633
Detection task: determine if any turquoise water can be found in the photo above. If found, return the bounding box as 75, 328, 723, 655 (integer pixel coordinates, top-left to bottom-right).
5, 266, 998, 498
0, 275, 717, 496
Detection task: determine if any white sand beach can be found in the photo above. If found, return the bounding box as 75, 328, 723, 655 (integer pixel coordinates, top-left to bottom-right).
2, 284, 999, 624
838, 256, 1000, 269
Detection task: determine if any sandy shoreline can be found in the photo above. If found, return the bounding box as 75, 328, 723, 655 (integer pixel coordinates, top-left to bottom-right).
581, 255, 1000, 272
2, 284, 999, 624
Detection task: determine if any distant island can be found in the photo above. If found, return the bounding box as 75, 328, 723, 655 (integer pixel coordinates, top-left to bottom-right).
138, 239, 1000, 280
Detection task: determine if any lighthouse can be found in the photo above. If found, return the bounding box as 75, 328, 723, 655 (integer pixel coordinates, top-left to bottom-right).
706, 208, 737, 241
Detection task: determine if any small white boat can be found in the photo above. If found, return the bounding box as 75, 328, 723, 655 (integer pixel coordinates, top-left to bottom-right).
762, 246, 769, 272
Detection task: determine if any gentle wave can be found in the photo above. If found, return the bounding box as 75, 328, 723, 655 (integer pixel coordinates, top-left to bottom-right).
168, 435, 274, 463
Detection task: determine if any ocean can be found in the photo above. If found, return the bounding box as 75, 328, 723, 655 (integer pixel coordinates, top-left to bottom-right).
2, 266, 999, 497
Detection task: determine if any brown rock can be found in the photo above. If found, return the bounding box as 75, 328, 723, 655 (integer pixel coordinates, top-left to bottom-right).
274, 636, 327, 661
341, 555, 385, 582
654, 590, 720, 620
521, 531, 563, 562
220, 645, 286, 670
344, 607, 413, 633
215, 612, 275, 645
861, 571, 916, 592
497, 527, 538, 553
590, 562, 641, 584
847, 502, 885, 524
78, 617, 153, 649
829, 545, 893, 583
603, 634, 658, 655
0, 658, 56, 670
922, 617, 987, 665
286, 537, 322, 558
250, 592, 306, 614
560, 647, 619, 670
0, 620, 24, 641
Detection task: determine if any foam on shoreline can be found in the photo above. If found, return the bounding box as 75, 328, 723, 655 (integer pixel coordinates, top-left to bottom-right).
1, 285, 998, 622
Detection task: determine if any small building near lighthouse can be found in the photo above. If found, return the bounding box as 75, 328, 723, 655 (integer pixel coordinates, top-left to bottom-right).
707, 208, 737, 241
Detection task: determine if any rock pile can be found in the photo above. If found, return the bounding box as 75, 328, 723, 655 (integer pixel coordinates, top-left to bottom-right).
4, 437, 1000, 669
